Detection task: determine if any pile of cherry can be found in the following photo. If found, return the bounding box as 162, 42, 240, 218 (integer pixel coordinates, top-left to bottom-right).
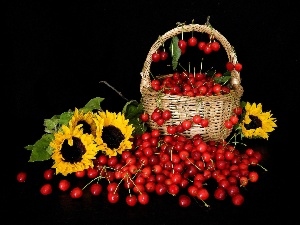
16, 126, 266, 208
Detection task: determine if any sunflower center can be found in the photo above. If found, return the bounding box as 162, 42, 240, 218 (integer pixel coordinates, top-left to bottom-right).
78, 121, 92, 134
61, 137, 86, 163
102, 125, 124, 149
244, 115, 262, 130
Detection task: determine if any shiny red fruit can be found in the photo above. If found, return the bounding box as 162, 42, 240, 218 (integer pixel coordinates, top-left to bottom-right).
152, 52, 160, 62
40, 183, 52, 195
188, 36, 197, 46
70, 187, 83, 199
43, 169, 54, 180
16, 171, 27, 182
178, 194, 191, 207
58, 179, 71, 191
90, 183, 102, 196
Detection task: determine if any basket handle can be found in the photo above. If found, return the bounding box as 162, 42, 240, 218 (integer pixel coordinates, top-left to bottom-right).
140, 23, 243, 97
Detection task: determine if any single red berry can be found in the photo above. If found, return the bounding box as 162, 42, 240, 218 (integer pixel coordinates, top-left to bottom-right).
43, 169, 54, 180
200, 119, 209, 127
160, 51, 168, 61
16, 171, 27, 183
231, 193, 244, 206
210, 41, 220, 51
58, 179, 71, 192
178, 40, 187, 51
140, 112, 149, 122
234, 62, 243, 72
197, 41, 206, 50
230, 115, 239, 125
70, 187, 83, 199
90, 183, 102, 196
193, 115, 202, 124
126, 194, 138, 206
226, 62, 235, 71
178, 194, 192, 207
233, 106, 243, 115
152, 52, 160, 62
40, 183, 52, 195
107, 192, 120, 204
138, 192, 150, 205
188, 36, 197, 46
224, 120, 233, 129
75, 170, 86, 178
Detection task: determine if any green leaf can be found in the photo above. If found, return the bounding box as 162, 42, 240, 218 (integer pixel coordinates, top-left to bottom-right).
169, 36, 181, 70
44, 118, 60, 133
122, 100, 147, 135
214, 75, 231, 84
27, 133, 54, 162
128, 117, 147, 135
122, 100, 144, 119
59, 111, 74, 126
80, 97, 104, 113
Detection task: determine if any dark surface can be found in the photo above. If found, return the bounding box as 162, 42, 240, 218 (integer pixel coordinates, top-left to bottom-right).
4, 1, 297, 225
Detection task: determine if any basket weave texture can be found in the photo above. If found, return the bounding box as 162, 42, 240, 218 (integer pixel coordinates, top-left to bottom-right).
140, 23, 244, 142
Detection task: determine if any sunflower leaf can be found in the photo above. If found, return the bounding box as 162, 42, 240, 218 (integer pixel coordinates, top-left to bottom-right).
128, 117, 147, 135
26, 133, 54, 162
122, 100, 144, 119
169, 36, 181, 70
81, 97, 104, 113
59, 111, 74, 126
44, 118, 60, 133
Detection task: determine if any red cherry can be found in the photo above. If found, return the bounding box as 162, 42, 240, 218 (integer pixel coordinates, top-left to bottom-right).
178, 40, 187, 51
152, 52, 160, 62
138, 192, 150, 205
188, 36, 197, 46
226, 62, 235, 71
43, 169, 54, 180
162, 109, 172, 120
197, 41, 206, 50
203, 44, 212, 54
70, 187, 83, 199
126, 194, 138, 206
210, 41, 220, 51
75, 170, 86, 178
234, 62, 243, 72
224, 120, 233, 129
200, 119, 209, 127
87, 167, 98, 179
160, 51, 168, 61
232, 193, 244, 206
233, 106, 243, 115
140, 112, 149, 122
58, 179, 70, 191
107, 192, 119, 204
90, 183, 102, 196
178, 194, 192, 207
230, 115, 239, 125
181, 119, 192, 130
192, 115, 202, 124
16, 171, 27, 182
40, 183, 52, 195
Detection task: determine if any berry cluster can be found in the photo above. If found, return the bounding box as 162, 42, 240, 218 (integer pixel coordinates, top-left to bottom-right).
17, 123, 266, 207
151, 71, 231, 97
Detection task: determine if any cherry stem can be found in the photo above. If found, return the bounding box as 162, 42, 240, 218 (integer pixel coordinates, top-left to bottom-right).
257, 164, 268, 171
99, 80, 129, 102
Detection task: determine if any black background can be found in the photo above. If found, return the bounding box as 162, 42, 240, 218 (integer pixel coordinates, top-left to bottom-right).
4, 1, 298, 225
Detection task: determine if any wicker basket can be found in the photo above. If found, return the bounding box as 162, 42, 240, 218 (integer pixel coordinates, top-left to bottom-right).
140, 23, 244, 142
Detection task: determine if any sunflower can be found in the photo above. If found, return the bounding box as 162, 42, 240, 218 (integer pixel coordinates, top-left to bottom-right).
69, 108, 98, 137
50, 124, 99, 176
241, 102, 277, 139
94, 110, 134, 157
